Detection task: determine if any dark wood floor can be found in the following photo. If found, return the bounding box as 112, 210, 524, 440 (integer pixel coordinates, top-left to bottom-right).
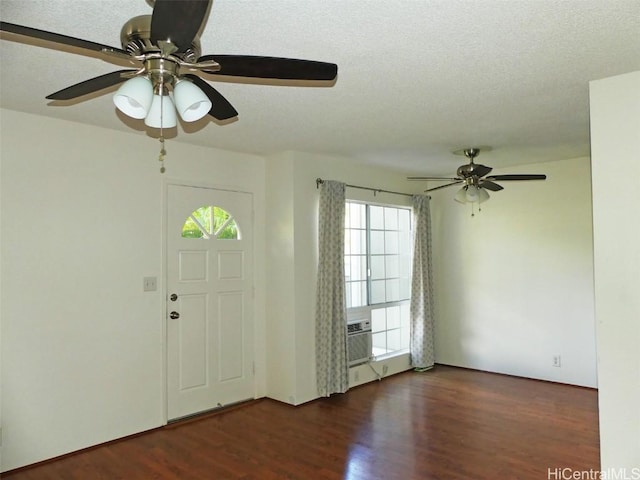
4, 365, 599, 479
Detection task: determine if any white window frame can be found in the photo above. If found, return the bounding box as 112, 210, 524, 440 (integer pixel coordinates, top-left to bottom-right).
345, 199, 413, 360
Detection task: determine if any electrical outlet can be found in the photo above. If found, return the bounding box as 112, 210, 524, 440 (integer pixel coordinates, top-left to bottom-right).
553, 355, 562, 367
382, 364, 389, 375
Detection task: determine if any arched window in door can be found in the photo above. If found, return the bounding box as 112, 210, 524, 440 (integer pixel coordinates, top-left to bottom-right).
181, 206, 240, 239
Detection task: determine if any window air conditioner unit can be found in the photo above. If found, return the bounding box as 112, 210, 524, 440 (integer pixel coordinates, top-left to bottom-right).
347, 319, 372, 367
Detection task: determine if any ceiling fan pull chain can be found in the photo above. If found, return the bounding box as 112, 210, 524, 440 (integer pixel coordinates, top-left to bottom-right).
158, 83, 166, 174
158, 136, 166, 174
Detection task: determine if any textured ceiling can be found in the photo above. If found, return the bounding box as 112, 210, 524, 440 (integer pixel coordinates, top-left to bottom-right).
1, 0, 639, 175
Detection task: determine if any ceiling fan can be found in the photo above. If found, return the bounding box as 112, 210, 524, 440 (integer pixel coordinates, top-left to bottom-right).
408, 147, 546, 204
0, 0, 338, 127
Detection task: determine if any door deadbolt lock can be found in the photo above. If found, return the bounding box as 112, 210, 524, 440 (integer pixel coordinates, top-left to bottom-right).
169, 311, 180, 320
170, 293, 178, 302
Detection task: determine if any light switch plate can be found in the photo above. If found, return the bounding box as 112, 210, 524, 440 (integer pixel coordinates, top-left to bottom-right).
143, 276, 157, 292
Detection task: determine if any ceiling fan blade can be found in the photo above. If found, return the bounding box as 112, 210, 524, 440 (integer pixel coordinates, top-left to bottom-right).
473, 164, 493, 177
486, 174, 547, 181
407, 177, 460, 181
426, 181, 463, 192
0, 21, 128, 56
479, 180, 504, 191
150, 0, 211, 53
199, 55, 338, 81
46, 70, 135, 101
184, 74, 238, 120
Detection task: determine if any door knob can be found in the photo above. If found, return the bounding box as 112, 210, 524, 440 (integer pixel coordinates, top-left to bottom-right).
169, 311, 180, 320
170, 293, 178, 301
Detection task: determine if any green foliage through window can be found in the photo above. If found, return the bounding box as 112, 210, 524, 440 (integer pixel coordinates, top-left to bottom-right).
181, 206, 239, 239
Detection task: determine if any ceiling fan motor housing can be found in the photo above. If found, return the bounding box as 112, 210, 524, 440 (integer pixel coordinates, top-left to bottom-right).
457, 163, 490, 178
120, 15, 201, 63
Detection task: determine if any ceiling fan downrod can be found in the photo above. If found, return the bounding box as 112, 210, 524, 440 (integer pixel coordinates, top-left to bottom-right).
464, 148, 480, 162
456, 148, 484, 178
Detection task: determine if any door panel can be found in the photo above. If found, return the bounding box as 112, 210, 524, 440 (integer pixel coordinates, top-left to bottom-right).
179, 251, 208, 281
178, 294, 208, 390
167, 184, 254, 420
218, 291, 244, 381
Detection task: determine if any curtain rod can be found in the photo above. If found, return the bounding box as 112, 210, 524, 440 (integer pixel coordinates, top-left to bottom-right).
315, 178, 418, 198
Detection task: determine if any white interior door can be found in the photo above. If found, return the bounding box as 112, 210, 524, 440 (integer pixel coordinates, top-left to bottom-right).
166, 184, 254, 420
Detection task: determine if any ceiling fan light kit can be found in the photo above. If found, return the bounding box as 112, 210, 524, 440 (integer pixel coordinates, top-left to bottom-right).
408, 147, 547, 215
113, 76, 154, 119
173, 79, 212, 122
144, 92, 177, 129
0, 0, 338, 172
454, 185, 490, 205
114, 76, 212, 127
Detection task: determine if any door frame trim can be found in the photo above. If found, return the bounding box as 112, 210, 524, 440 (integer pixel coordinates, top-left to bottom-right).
161, 178, 254, 424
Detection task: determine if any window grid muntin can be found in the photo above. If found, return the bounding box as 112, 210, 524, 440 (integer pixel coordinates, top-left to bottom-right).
181, 205, 240, 240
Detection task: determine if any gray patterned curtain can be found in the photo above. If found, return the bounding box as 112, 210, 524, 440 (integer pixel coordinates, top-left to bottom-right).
410, 195, 435, 369
316, 180, 349, 396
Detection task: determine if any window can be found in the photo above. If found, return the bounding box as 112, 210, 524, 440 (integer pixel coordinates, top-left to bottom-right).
345, 202, 412, 358
181, 206, 239, 239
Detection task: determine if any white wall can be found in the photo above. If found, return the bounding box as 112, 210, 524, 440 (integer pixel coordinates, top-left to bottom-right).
264, 152, 297, 403
0, 108, 4, 469
430, 156, 597, 387
589, 71, 640, 469
265, 151, 424, 404
0, 102, 609, 470
0, 109, 266, 471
